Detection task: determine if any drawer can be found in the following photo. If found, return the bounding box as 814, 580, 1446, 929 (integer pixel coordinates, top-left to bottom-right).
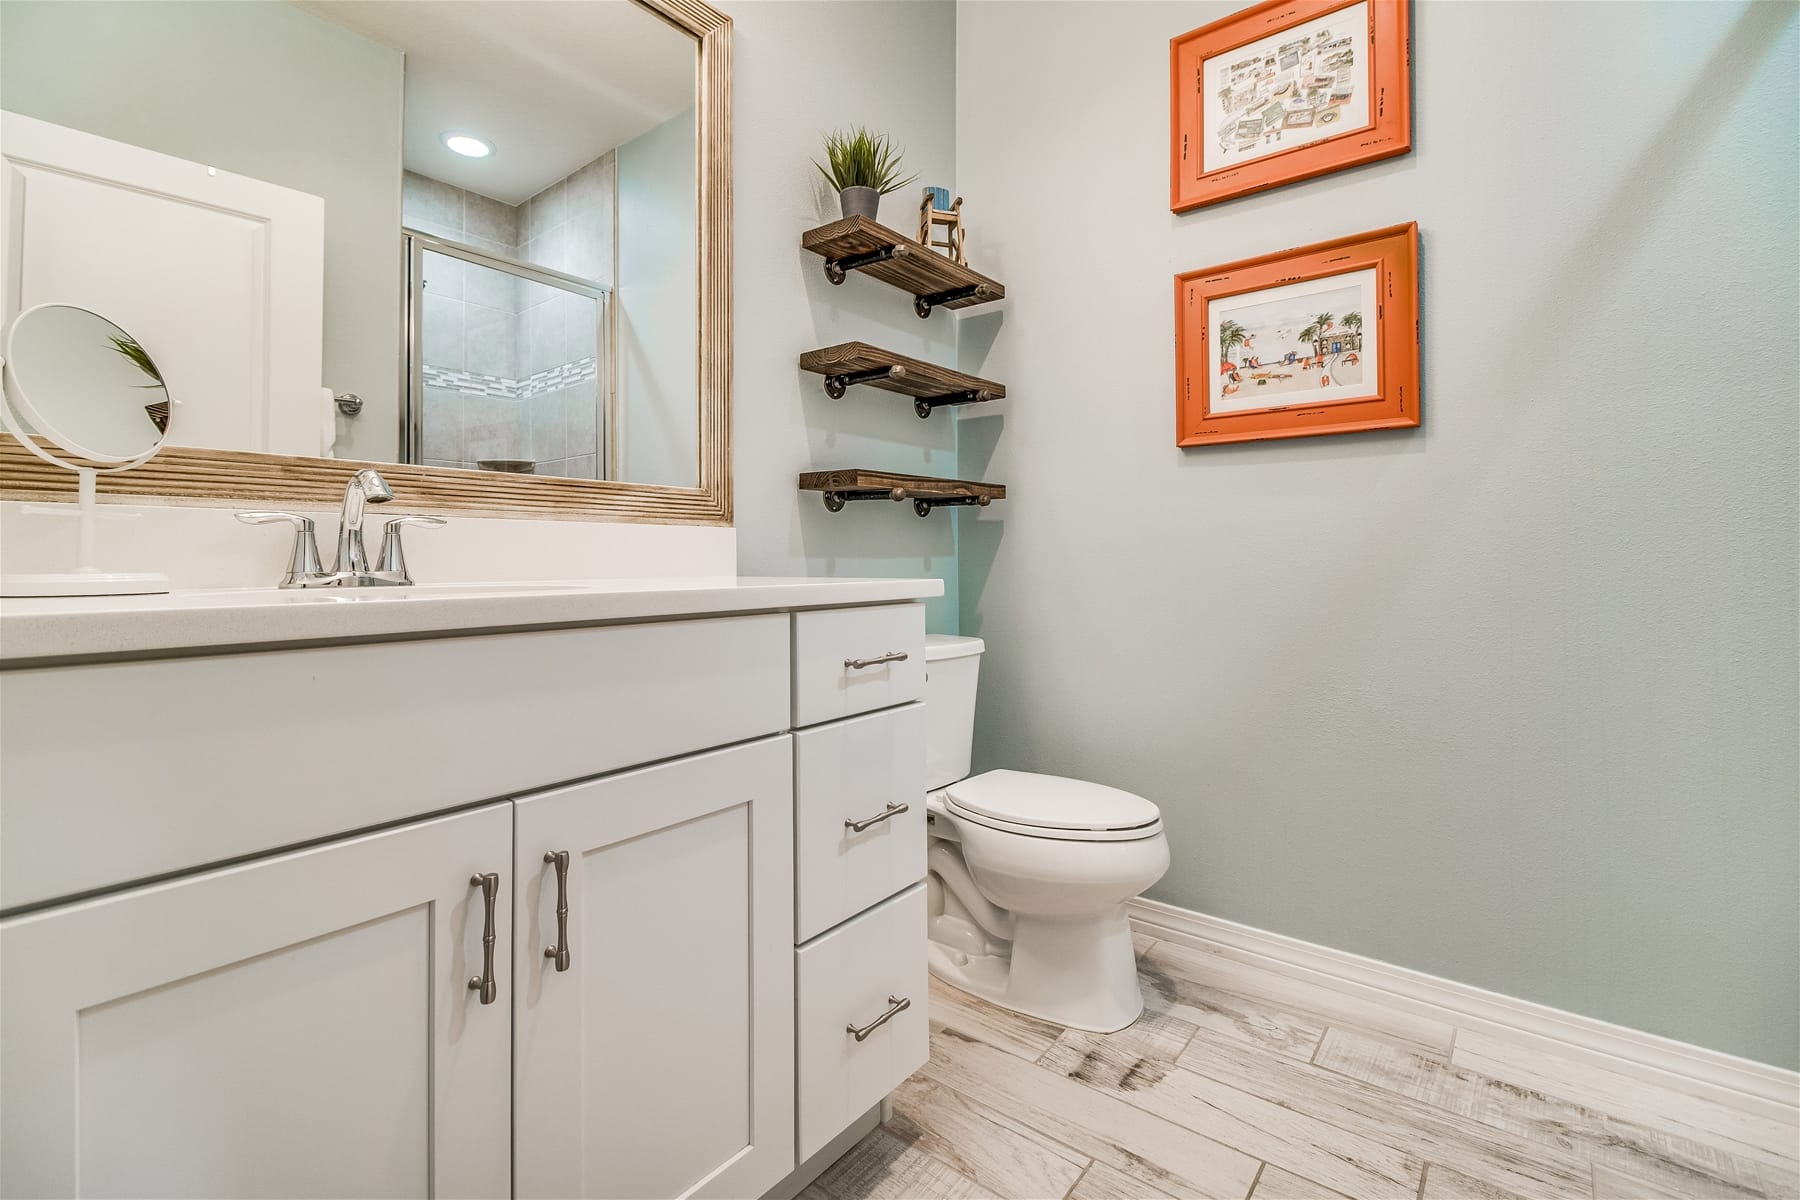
795, 883, 927, 1162
791, 604, 926, 727
793, 705, 926, 942
0, 613, 790, 911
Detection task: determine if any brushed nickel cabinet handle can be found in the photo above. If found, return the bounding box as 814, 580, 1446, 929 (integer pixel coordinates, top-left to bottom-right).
848, 995, 911, 1042
845, 651, 908, 671
468, 872, 499, 1005
543, 850, 571, 973
845, 801, 910, 833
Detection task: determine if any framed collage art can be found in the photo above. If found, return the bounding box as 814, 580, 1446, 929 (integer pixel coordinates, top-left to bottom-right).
1171, 0, 1411, 212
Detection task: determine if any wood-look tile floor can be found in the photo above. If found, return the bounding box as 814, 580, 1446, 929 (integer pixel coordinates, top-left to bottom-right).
804, 935, 1800, 1200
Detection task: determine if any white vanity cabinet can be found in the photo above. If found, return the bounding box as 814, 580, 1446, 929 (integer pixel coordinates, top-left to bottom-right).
0, 587, 937, 1200
0, 804, 515, 1200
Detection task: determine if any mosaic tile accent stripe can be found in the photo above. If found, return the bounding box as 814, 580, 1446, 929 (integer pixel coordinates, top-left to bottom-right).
423, 357, 597, 401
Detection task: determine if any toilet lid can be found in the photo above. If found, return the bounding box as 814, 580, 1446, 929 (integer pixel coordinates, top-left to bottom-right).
944, 770, 1161, 833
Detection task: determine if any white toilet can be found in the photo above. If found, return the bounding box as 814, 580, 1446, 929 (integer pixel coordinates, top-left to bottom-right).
923, 635, 1170, 1033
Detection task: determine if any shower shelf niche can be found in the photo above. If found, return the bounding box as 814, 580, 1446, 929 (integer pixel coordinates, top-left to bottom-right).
800, 468, 1006, 517
799, 342, 1006, 418
801, 216, 1005, 318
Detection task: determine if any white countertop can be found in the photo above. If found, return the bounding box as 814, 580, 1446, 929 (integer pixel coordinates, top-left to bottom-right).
0, 576, 944, 664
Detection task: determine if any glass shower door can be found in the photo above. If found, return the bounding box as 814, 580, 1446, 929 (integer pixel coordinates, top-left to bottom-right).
404, 232, 608, 479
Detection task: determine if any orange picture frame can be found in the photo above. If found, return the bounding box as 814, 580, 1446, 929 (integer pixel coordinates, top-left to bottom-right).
1175, 223, 1419, 447
1171, 0, 1411, 212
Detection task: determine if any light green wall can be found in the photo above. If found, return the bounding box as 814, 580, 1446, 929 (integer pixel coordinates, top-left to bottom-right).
725, 0, 960, 634
954, 0, 1800, 1068
0, 1, 403, 461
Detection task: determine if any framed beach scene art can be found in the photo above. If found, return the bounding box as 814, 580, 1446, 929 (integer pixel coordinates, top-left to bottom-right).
1171, 0, 1411, 211
1175, 224, 1419, 447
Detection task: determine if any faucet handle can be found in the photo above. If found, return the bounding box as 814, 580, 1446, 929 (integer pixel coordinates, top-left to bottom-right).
236, 511, 314, 528
236, 512, 325, 587
376, 514, 446, 582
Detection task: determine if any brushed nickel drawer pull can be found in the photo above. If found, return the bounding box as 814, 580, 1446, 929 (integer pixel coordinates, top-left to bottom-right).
848, 995, 911, 1042
845, 801, 910, 833
845, 651, 908, 671
468, 872, 499, 1005
543, 850, 571, 973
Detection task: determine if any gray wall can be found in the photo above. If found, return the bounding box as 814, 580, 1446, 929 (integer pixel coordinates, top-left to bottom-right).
0, 0, 403, 462
619, 110, 698, 488
955, 0, 1799, 1068
727, 0, 961, 635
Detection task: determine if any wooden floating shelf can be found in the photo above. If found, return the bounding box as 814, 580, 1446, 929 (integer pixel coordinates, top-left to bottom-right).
799, 342, 1006, 419
799, 469, 1006, 517
801, 216, 1006, 317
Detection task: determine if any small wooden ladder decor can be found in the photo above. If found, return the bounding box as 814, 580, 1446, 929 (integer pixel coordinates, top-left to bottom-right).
917, 187, 966, 266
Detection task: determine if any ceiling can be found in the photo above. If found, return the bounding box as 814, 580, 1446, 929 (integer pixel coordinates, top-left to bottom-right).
302, 0, 695, 206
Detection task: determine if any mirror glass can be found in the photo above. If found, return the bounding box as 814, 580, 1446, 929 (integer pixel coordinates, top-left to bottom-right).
0, 0, 699, 487
3, 305, 171, 463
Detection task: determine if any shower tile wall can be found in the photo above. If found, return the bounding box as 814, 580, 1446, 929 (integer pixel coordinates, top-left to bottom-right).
403, 159, 613, 478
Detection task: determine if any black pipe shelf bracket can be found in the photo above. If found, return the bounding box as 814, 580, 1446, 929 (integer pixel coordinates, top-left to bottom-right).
799, 343, 1006, 419
909, 495, 987, 517
912, 390, 985, 419
820, 488, 897, 512
823, 365, 900, 400
914, 285, 980, 319
822, 243, 898, 286
818, 488, 996, 517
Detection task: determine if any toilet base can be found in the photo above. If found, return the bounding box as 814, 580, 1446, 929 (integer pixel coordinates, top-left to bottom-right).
927, 906, 1145, 1034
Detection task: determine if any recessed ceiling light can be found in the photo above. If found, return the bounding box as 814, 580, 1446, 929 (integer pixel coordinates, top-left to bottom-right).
442, 133, 492, 159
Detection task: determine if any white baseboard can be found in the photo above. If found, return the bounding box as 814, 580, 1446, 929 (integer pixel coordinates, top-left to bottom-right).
1127, 897, 1800, 1120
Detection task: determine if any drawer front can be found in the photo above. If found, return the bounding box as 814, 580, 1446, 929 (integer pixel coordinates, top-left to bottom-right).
791, 604, 926, 728
0, 613, 790, 911
793, 705, 926, 942
795, 883, 927, 1162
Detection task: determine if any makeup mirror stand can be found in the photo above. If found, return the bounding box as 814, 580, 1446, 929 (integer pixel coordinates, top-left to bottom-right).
0, 341, 171, 598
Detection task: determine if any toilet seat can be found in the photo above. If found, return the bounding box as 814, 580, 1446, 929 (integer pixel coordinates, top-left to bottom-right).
943, 769, 1163, 843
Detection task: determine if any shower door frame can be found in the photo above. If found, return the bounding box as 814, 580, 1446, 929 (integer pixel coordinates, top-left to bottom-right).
401, 229, 615, 476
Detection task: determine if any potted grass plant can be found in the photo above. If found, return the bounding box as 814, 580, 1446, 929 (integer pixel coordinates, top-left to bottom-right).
815, 127, 916, 222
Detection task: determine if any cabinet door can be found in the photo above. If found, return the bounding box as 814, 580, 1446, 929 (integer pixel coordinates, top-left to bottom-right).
513, 737, 795, 1200
0, 804, 513, 1199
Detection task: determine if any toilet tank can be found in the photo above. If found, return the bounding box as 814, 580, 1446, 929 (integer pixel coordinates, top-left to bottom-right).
924, 635, 984, 790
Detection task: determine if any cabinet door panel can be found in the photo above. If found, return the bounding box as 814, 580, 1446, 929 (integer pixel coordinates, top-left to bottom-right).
514, 737, 795, 1200
0, 804, 512, 1199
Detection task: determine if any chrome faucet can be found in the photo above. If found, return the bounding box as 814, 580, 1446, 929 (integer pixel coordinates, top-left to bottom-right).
334, 468, 394, 576
237, 468, 445, 588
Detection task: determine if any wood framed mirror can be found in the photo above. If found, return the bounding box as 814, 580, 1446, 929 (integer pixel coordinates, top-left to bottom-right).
0, 0, 731, 525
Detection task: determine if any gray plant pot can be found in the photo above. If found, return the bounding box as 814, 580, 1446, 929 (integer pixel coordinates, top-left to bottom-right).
838, 186, 880, 221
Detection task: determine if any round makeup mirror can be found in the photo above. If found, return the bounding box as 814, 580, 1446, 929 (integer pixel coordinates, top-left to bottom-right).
1, 303, 175, 596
